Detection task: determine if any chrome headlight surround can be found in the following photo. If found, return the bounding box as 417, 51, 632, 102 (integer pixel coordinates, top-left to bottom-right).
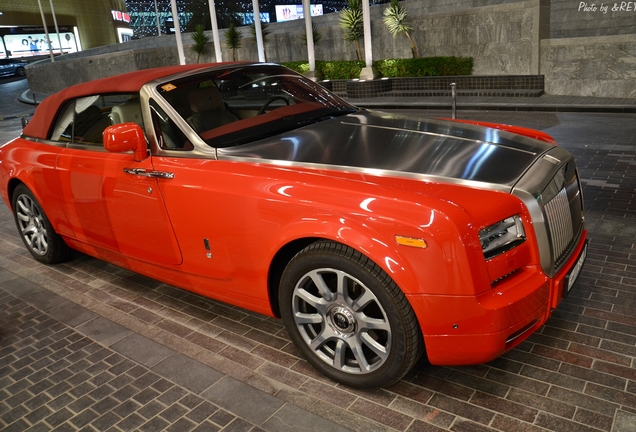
480, 215, 526, 259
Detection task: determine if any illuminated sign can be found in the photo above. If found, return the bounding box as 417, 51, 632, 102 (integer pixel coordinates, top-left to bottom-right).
275, 4, 323, 22
1, 28, 79, 58
111, 10, 132, 24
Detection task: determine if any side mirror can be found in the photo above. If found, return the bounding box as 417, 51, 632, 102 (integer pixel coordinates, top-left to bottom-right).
103, 123, 148, 162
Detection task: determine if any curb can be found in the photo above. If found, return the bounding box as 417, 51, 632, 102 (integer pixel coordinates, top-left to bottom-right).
19, 89, 47, 106
348, 100, 636, 114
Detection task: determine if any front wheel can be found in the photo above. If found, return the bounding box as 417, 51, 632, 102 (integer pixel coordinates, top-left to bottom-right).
12, 184, 72, 264
279, 241, 422, 388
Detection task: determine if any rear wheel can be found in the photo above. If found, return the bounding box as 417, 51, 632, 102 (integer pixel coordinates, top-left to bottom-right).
12, 184, 72, 264
15, 67, 26, 77
279, 241, 421, 388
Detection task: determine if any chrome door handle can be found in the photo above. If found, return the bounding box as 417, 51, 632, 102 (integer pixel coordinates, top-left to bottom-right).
123, 168, 174, 179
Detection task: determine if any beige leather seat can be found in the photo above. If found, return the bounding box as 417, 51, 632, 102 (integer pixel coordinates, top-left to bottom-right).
109, 98, 143, 127
186, 86, 237, 133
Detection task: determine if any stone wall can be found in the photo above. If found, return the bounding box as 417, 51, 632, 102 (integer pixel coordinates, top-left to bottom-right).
550, 0, 636, 38
27, 46, 180, 95
27, 0, 542, 94
541, 34, 636, 97
23, 0, 636, 98
223, 0, 541, 75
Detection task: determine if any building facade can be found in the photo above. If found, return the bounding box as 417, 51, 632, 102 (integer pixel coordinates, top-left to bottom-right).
17, 0, 636, 98
123, 1, 360, 39
0, 0, 130, 58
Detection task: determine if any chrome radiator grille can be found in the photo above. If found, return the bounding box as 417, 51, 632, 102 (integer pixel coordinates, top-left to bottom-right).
542, 164, 584, 269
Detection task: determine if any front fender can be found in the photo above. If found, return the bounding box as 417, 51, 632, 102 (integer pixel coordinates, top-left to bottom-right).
268, 197, 481, 301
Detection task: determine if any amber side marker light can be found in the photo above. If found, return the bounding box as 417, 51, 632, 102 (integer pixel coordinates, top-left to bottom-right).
395, 236, 427, 248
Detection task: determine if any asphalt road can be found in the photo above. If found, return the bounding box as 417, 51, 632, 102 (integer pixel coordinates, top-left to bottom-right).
0, 77, 31, 144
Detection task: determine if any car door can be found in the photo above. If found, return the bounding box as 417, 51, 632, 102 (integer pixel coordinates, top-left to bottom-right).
0, 59, 9, 76
52, 95, 183, 266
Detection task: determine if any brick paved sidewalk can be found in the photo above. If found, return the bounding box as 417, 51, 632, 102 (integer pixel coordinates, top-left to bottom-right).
0, 270, 347, 432
1, 110, 636, 432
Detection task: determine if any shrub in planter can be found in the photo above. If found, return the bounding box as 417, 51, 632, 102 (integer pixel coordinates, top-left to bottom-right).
282, 60, 365, 80
282, 57, 473, 80
319, 60, 366, 79
374, 57, 473, 77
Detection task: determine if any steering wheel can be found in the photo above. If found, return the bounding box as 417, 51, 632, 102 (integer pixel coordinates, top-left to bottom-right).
258, 96, 289, 115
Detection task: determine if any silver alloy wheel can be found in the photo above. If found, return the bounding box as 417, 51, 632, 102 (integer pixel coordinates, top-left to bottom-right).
291, 268, 392, 374
16, 194, 49, 256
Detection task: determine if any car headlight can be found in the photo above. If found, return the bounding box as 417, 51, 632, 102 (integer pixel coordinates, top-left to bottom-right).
480, 216, 526, 259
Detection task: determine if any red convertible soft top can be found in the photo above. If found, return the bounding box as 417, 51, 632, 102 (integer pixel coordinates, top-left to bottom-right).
22, 62, 246, 140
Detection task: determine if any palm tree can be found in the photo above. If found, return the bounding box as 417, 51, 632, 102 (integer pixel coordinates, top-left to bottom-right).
383, 0, 418, 58
249, 21, 271, 61
225, 23, 242, 61
191, 25, 209, 64
339, 0, 364, 61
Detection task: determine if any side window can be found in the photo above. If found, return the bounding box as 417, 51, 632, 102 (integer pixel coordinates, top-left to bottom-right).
107, 94, 144, 128
150, 99, 191, 150
49, 93, 143, 147
49, 100, 76, 142
72, 96, 110, 144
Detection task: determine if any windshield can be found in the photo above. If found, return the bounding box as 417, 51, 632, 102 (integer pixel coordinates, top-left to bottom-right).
157, 64, 357, 148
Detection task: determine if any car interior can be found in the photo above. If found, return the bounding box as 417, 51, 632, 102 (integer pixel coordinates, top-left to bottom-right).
45, 66, 353, 152
49, 94, 144, 146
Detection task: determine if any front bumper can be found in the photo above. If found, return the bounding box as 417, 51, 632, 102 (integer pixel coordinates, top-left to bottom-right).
408, 230, 588, 366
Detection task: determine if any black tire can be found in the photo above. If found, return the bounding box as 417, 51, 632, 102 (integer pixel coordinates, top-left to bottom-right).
12, 184, 72, 264
279, 241, 422, 388
15, 67, 26, 77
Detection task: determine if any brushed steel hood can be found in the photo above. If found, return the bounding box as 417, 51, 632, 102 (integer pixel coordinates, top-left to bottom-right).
218, 110, 555, 188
